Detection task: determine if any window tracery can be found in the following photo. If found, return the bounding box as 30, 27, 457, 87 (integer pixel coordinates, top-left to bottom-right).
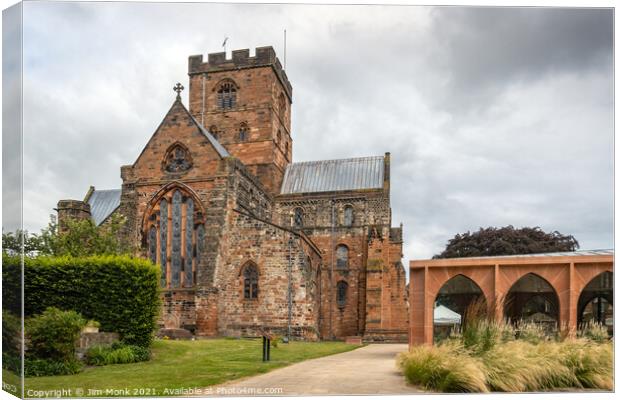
163, 144, 192, 173
145, 186, 205, 288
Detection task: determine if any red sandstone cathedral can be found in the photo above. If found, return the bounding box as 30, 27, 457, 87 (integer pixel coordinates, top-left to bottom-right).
57, 46, 408, 341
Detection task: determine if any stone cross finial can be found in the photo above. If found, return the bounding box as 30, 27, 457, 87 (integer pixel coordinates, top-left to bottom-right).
173, 82, 184, 98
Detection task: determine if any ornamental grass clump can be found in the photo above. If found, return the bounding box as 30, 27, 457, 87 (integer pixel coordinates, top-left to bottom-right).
482, 340, 579, 392
515, 321, 549, 344
578, 322, 610, 344
557, 339, 613, 390
400, 298, 613, 393
397, 343, 488, 393
400, 337, 613, 393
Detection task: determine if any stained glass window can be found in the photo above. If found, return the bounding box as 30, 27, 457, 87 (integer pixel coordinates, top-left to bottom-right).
147, 188, 204, 289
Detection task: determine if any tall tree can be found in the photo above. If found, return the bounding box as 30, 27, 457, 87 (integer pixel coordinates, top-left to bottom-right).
434, 226, 579, 259
2, 214, 132, 258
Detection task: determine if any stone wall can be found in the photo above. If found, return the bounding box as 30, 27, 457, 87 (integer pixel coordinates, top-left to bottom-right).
56, 200, 91, 233
213, 162, 322, 339
75, 332, 119, 360
275, 189, 408, 341
364, 226, 408, 342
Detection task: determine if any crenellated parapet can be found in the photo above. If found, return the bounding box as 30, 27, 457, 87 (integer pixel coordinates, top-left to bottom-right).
188, 46, 292, 101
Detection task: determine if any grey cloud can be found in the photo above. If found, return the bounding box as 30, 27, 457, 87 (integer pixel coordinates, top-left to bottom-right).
10, 3, 613, 264
427, 7, 613, 113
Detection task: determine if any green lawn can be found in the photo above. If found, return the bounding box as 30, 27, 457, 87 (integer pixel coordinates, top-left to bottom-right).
19, 339, 359, 397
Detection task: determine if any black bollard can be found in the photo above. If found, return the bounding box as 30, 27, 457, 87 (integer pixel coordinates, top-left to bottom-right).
262, 336, 267, 362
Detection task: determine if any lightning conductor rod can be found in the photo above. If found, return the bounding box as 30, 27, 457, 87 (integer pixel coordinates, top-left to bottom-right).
284, 29, 287, 69
201, 73, 206, 126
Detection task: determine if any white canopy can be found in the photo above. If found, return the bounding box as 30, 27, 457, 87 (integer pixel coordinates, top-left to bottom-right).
434, 304, 462, 325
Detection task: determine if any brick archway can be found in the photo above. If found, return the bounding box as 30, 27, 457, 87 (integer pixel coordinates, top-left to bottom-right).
432, 274, 487, 342
428, 269, 494, 306
502, 273, 560, 326
576, 271, 613, 334
410, 251, 613, 346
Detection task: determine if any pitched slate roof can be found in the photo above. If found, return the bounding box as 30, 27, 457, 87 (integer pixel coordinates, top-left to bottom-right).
87, 189, 121, 225
280, 156, 384, 195
187, 112, 230, 158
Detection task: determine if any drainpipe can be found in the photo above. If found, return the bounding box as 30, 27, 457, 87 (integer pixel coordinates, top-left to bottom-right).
329, 199, 336, 339
287, 235, 293, 341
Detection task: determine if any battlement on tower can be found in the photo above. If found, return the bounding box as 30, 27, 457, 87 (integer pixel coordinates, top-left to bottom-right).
188, 46, 292, 100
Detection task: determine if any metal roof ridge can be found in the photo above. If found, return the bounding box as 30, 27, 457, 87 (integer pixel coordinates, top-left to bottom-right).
288, 155, 384, 166
91, 188, 121, 192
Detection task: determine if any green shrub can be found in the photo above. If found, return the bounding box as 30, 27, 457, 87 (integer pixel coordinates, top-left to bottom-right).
2, 254, 160, 347
2, 310, 22, 365
3, 354, 21, 374
105, 346, 136, 364
397, 343, 488, 393
85, 345, 109, 366
86, 343, 151, 366
127, 345, 151, 362
26, 307, 86, 361
24, 358, 82, 377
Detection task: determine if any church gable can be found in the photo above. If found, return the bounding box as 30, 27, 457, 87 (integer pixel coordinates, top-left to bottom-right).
131, 96, 229, 181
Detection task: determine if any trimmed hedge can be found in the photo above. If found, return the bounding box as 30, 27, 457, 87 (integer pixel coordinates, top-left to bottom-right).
2, 254, 160, 347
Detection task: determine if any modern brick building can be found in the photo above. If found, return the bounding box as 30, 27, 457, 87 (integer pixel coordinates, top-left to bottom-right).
57, 46, 408, 341
409, 250, 613, 346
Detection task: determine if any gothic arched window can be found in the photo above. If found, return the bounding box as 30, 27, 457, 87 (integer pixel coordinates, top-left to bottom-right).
243, 263, 259, 299
293, 207, 303, 228
145, 186, 205, 289
337, 281, 348, 308
217, 81, 237, 110
238, 123, 248, 142
336, 245, 349, 269
343, 205, 354, 227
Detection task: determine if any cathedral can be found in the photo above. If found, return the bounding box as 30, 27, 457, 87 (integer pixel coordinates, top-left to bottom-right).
57, 46, 408, 341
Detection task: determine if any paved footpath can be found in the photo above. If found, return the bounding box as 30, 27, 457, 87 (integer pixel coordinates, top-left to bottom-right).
208, 344, 421, 396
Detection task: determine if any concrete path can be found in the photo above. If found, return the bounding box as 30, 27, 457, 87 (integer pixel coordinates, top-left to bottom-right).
208, 344, 421, 396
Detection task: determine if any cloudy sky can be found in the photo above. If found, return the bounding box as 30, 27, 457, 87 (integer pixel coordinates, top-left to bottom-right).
4, 2, 614, 261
